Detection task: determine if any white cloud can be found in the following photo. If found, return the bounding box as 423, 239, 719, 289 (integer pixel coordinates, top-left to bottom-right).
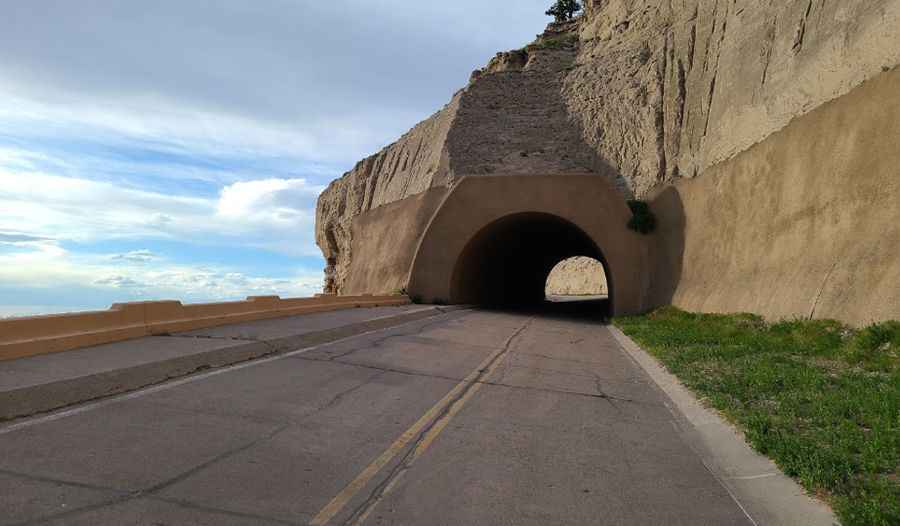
0, 147, 64, 172
94, 275, 143, 288
0, 1, 553, 172
0, 150, 326, 315
0, 168, 323, 257
110, 250, 157, 263
0, 232, 53, 244
217, 178, 323, 221
0, 0, 555, 317
0, 241, 323, 305
0, 94, 362, 165
0, 235, 67, 258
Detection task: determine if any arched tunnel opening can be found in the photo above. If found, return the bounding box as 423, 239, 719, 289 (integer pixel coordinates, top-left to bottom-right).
545, 256, 608, 300
450, 212, 614, 317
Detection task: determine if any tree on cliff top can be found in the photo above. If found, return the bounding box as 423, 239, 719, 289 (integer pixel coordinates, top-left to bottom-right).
546, 0, 582, 22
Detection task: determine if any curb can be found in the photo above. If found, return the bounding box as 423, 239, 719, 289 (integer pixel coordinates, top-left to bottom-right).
1, 306, 463, 422
608, 325, 839, 526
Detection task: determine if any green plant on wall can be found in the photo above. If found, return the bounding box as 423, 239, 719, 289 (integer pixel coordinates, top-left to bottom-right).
627, 200, 657, 234
545, 0, 582, 22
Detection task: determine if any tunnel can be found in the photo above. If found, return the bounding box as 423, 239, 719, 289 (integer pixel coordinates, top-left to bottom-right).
450, 212, 613, 308
407, 175, 647, 318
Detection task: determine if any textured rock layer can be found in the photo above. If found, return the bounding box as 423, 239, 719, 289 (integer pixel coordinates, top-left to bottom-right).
545, 257, 609, 296
317, 0, 900, 294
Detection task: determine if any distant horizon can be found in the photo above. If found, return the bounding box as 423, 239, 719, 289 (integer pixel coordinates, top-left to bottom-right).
0, 1, 553, 317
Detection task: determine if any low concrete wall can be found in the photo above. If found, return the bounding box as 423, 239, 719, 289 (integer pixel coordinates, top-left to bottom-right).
344, 187, 449, 296
0, 295, 410, 362
647, 66, 900, 326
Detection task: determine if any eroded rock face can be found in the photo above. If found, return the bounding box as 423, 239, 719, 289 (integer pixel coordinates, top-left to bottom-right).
316, 95, 459, 292
317, 0, 900, 294
545, 257, 608, 296
573, 0, 900, 195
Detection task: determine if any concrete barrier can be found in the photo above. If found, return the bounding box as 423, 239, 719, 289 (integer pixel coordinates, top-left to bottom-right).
0, 295, 410, 362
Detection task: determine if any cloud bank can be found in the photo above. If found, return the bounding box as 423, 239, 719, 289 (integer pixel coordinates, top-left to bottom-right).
0, 0, 552, 315
0, 0, 551, 165
0, 170, 323, 256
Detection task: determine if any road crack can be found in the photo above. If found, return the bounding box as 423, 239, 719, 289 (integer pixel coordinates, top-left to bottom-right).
322, 315, 469, 362
339, 318, 534, 526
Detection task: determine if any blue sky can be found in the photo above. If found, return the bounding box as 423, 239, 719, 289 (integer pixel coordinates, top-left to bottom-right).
0, 0, 551, 317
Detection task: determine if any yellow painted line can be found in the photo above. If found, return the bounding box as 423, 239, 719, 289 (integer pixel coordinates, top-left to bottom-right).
349, 339, 514, 526
409, 339, 508, 461
310, 320, 530, 526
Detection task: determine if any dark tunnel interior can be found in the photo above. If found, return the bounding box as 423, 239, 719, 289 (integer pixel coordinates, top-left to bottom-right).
450, 213, 613, 316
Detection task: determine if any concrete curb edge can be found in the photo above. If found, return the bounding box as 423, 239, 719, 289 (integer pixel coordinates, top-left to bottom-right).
608, 325, 840, 526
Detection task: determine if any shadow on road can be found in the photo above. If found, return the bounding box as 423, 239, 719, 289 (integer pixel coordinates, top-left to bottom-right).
473, 295, 611, 324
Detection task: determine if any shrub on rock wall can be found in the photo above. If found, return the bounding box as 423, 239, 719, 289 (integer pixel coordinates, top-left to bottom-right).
627, 200, 657, 234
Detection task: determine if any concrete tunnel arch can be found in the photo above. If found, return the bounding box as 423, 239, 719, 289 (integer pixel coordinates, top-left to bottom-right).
407, 175, 649, 316
451, 212, 614, 306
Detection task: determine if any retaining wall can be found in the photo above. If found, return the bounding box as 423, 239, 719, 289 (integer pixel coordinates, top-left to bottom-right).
0, 295, 409, 362
647, 66, 900, 326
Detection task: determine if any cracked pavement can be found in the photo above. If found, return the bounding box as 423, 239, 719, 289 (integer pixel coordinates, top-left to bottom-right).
0, 308, 752, 525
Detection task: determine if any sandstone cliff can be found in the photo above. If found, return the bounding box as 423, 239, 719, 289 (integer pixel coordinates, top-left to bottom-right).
546, 257, 609, 296
317, 0, 900, 294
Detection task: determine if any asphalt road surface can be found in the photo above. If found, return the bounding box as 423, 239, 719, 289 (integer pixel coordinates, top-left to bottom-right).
1, 307, 753, 525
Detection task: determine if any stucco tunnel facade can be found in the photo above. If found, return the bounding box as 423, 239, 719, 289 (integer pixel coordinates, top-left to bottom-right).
450, 213, 612, 306
407, 175, 649, 316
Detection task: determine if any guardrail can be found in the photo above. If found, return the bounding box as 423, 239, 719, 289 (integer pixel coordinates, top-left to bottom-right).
0, 295, 410, 362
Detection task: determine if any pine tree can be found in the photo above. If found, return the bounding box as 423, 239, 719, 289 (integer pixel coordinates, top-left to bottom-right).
545, 0, 582, 22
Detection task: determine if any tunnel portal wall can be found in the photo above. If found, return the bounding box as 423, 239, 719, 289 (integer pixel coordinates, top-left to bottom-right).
341, 187, 449, 296
408, 175, 649, 316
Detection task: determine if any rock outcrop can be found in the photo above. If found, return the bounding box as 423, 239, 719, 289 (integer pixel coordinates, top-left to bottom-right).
572, 0, 900, 195
317, 0, 900, 295
545, 257, 608, 296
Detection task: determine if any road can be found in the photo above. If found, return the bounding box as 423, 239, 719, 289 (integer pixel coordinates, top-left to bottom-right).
1, 307, 752, 525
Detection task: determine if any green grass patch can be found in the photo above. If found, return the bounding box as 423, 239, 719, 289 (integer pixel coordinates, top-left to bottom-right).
615, 307, 900, 526
526, 33, 578, 51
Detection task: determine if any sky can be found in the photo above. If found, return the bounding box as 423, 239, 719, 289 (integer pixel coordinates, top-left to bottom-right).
0, 0, 552, 317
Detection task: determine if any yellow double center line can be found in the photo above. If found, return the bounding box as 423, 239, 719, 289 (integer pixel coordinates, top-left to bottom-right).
310, 319, 532, 526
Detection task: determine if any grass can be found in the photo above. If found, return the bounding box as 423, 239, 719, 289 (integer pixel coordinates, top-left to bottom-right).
526, 33, 579, 52
615, 307, 900, 526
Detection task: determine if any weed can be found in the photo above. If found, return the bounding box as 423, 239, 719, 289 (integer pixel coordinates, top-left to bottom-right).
615, 308, 900, 525
627, 200, 657, 234
847, 321, 900, 371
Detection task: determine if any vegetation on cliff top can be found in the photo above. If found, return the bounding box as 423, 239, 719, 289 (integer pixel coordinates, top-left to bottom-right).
615, 308, 900, 526
545, 0, 582, 22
